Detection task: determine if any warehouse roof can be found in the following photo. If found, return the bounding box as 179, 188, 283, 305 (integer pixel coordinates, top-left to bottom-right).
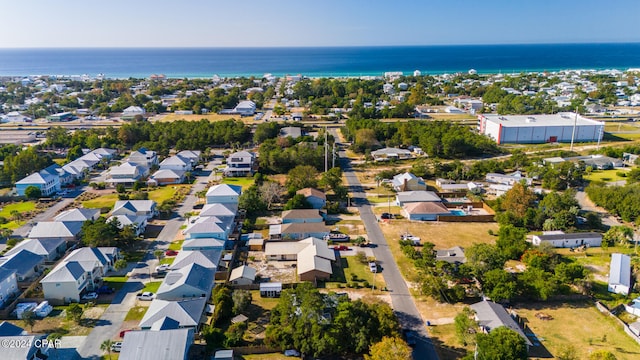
481, 112, 603, 127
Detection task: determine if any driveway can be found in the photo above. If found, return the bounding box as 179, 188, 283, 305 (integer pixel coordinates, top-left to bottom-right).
575, 190, 622, 228
331, 129, 438, 360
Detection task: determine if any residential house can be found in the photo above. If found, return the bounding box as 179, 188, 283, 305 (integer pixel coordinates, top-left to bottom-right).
391, 172, 427, 192
297, 238, 336, 282
265, 241, 310, 261
623, 152, 640, 166
198, 203, 237, 218
28, 221, 83, 242
112, 200, 157, 219
128, 148, 158, 168
229, 265, 256, 285
183, 217, 229, 241
0, 250, 44, 282
15, 171, 60, 197
223, 151, 256, 177
206, 184, 242, 204
182, 238, 225, 252
233, 100, 256, 116
122, 105, 145, 119
156, 263, 215, 301
402, 202, 452, 221
150, 169, 185, 185
244, 233, 265, 251
609, 253, 632, 295
259, 282, 282, 297
281, 209, 323, 224
107, 214, 148, 236
170, 250, 221, 270
0, 268, 18, 307
4, 238, 66, 262
296, 188, 326, 209
485, 171, 533, 186
106, 162, 145, 186
176, 150, 201, 166
42, 163, 74, 186
269, 222, 330, 241
54, 208, 100, 224
139, 298, 207, 330
159, 155, 192, 172
435, 246, 466, 264
0, 321, 27, 336
395, 191, 441, 206
371, 147, 412, 162
40, 261, 89, 303
65, 247, 113, 272
470, 300, 532, 347
120, 328, 195, 360
531, 231, 602, 248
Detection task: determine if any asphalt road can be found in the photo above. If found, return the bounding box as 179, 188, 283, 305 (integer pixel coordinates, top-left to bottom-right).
335, 143, 439, 359
77, 162, 218, 358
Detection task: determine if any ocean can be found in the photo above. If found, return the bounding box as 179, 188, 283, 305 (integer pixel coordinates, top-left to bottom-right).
0, 43, 639, 79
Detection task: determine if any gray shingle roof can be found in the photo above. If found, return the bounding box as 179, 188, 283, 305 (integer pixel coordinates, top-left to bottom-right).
470, 300, 532, 346
120, 328, 193, 360
0, 250, 43, 277
157, 263, 214, 300
139, 298, 206, 329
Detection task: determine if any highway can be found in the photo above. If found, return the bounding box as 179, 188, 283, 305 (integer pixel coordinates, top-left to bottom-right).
331, 129, 438, 360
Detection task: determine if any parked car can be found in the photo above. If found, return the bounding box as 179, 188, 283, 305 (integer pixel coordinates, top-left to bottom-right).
333, 245, 350, 251
156, 264, 170, 272
136, 292, 155, 301
369, 262, 377, 273
81, 292, 98, 300
96, 286, 114, 294
165, 250, 178, 256
119, 329, 132, 338
381, 213, 392, 220
284, 349, 301, 357
111, 342, 123, 352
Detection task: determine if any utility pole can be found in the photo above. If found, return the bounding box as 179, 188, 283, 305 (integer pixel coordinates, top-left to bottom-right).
570, 107, 578, 152
332, 142, 336, 168
324, 129, 328, 173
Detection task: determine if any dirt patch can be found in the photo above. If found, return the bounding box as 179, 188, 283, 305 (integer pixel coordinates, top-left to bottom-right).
249, 254, 296, 283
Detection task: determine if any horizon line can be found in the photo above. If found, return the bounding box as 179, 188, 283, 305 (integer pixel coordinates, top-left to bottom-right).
1, 41, 640, 50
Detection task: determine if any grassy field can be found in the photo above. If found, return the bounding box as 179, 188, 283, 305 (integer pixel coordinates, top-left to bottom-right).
516, 302, 640, 360
124, 306, 148, 321
222, 177, 256, 190
0, 201, 36, 217
327, 256, 385, 290
243, 354, 290, 360
379, 221, 499, 282
428, 323, 471, 360
584, 168, 631, 183
249, 290, 280, 310
82, 185, 190, 210
102, 276, 128, 292
604, 123, 640, 132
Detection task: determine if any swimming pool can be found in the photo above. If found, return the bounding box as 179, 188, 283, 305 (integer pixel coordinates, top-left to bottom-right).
450, 209, 466, 216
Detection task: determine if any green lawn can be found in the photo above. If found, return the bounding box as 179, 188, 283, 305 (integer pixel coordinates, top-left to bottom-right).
584, 169, 631, 183
222, 177, 255, 190
142, 281, 162, 293
148, 185, 191, 204
124, 306, 148, 321
82, 194, 118, 209
102, 276, 128, 292
159, 257, 174, 265
0, 201, 36, 218
327, 256, 384, 290
168, 240, 183, 251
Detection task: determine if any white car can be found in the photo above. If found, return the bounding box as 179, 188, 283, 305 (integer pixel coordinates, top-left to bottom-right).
111, 342, 122, 352
156, 264, 170, 272
81, 292, 98, 300
369, 262, 377, 273
136, 292, 155, 301
284, 349, 300, 357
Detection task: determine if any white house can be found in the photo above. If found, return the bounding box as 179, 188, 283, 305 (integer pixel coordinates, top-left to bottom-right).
112, 200, 157, 219
15, 171, 61, 197
234, 101, 256, 116
122, 106, 146, 118
128, 148, 158, 168
391, 172, 427, 192
107, 214, 148, 236
206, 184, 242, 204
0, 250, 44, 282
120, 328, 194, 360
485, 171, 533, 186
156, 263, 215, 301
223, 151, 256, 177
159, 155, 192, 172
531, 231, 602, 248
0, 268, 18, 307
4, 238, 66, 262
609, 253, 631, 295
150, 169, 185, 185
229, 265, 256, 285
40, 261, 89, 303
106, 162, 145, 186
139, 298, 207, 330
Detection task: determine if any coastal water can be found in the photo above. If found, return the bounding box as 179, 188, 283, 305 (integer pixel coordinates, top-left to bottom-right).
0, 43, 639, 79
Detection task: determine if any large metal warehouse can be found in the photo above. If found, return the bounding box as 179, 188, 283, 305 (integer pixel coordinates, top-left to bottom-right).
477, 112, 604, 144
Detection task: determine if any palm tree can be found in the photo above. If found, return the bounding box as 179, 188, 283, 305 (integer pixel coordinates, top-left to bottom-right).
100, 339, 114, 358
154, 249, 164, 262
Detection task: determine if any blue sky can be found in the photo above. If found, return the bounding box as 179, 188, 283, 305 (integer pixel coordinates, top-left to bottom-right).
1, 0, 639, 47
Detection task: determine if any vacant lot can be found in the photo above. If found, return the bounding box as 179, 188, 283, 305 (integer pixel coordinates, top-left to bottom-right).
82, 185, 191, 210
584, 168, 631, 183
222, 177, 255, 190
516, 302, 640, 360
8, 305, 107, 336
327, 255, 386, 291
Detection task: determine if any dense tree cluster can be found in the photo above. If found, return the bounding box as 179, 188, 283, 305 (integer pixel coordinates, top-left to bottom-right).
265, 283, 400, 358
81, 217, 139, 248
0, 147, 53, 185
258, 138, 325, 174
586, 183, 640, 222
343, 119, 501, 158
